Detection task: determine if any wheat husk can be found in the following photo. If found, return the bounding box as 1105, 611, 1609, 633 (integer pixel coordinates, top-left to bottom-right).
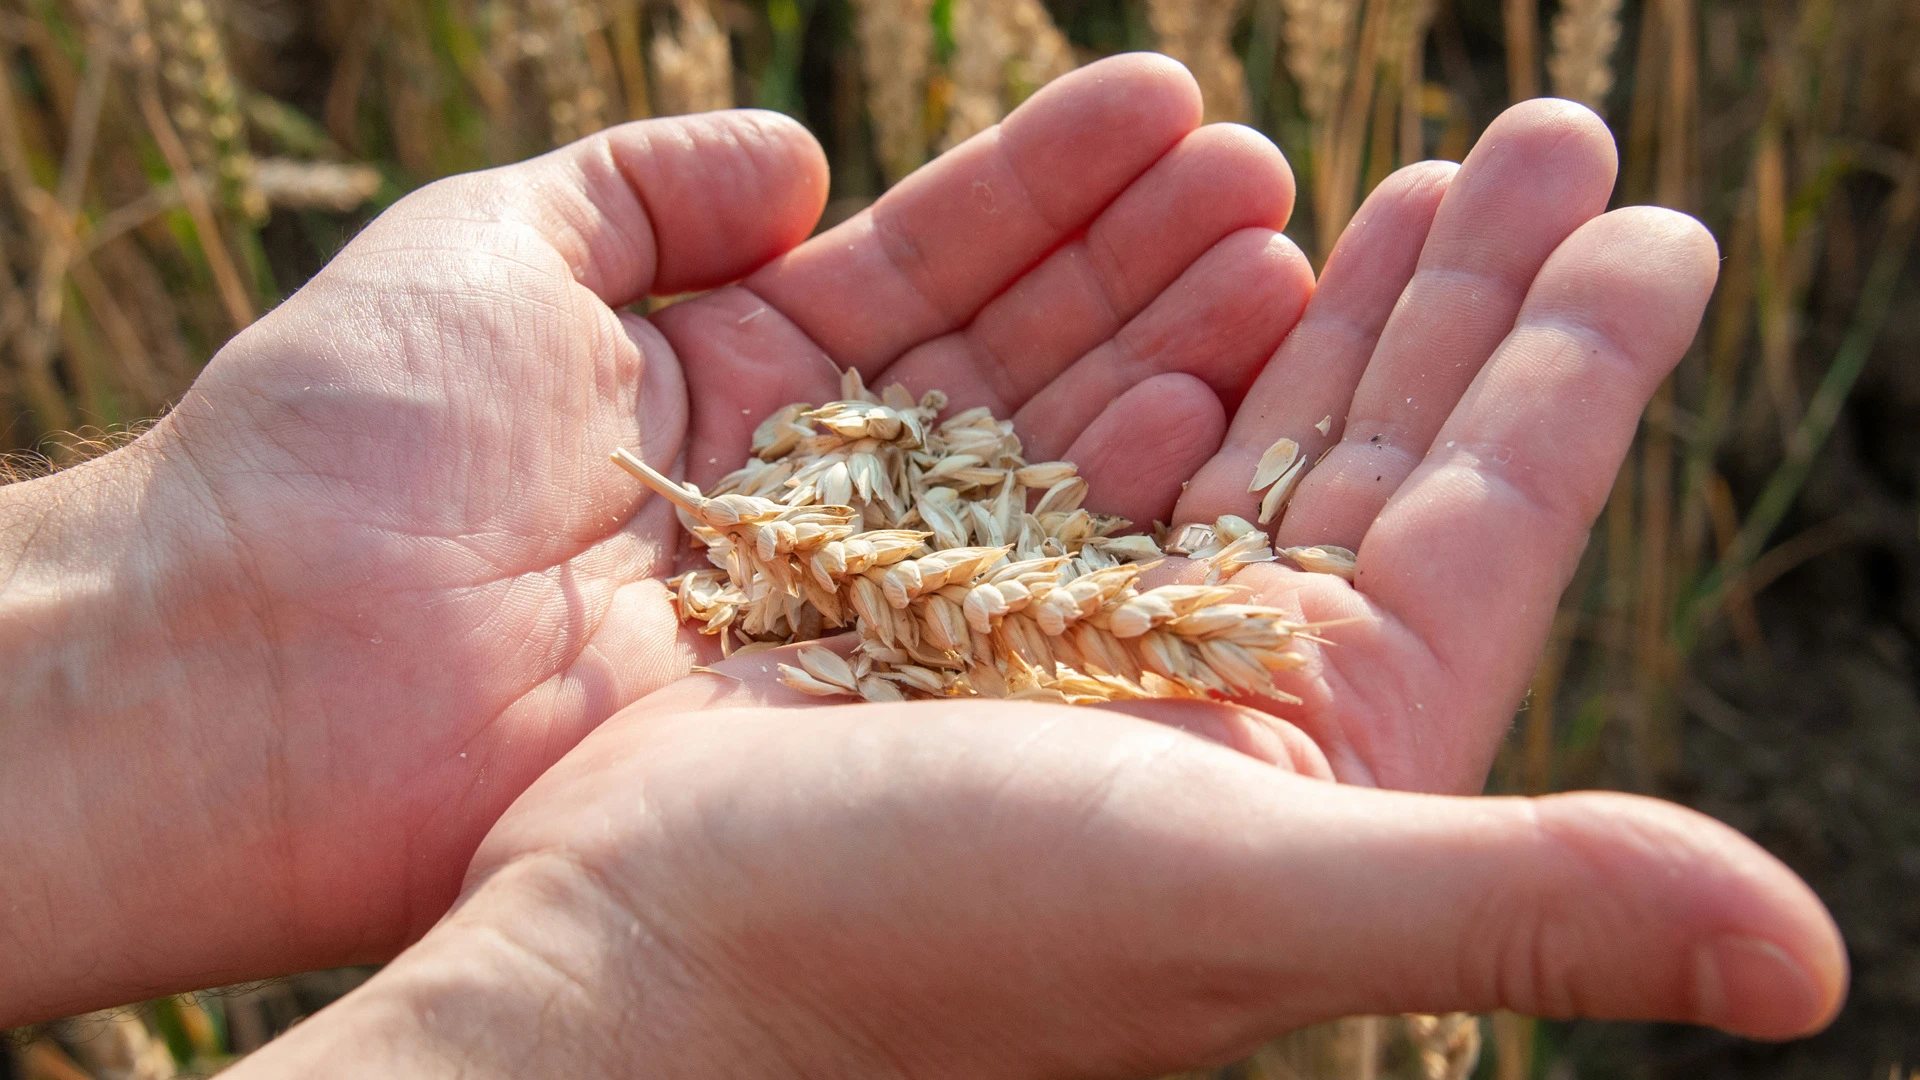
615, 371, 1316, 705
1248, 435, 1308, 525
1279, 544, 1357, 581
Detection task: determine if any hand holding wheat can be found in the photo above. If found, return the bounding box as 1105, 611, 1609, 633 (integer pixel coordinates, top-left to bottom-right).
0, 51, 1843, 1057
0, 53, 1308, 1022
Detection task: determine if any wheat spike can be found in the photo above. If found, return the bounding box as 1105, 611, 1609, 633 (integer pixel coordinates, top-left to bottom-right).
1005, 0, 1076, 100
1404, 1013, 1482, 1080
150, 0, 264, 221
940, 0, 1075, 150
1148, 0, 1249, 124
651, 0, 734, 115
519, 0, 612, 144
615, 374, 1318, 705
1278, 0, 1358, 123
1547, 0, 1624, 112
940, 0, 1014, 150
851, 0, 935, 183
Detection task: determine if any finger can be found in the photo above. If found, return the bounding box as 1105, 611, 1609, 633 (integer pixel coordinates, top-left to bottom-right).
471, 110, 826, 305
1279, 99, 1619, 550
881, 123, 1297, 415
1358, 207, 1719, 752
1064, 373, 1224, 528
970, 714, 1845, 1047
550, 700, 1843, 1077
1015, 227, 1315, 462
1177, 779, 1848, 1043
648, 286, 845, 491
746, 54, 1203, 373
1171, 160, 1455, 526
657, 122, 1291, 492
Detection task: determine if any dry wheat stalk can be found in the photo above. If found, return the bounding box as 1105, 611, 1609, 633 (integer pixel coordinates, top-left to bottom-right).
650, 0, 734, 115
1279, 0, 1358, 124
614, 371, 1333, 706
149, 0, 265, 221
1547, 0, 1623, 112
1004, 0, 1076, 100
1148, 0, 1249, 124
940, 0, 1076, 150
53, 1009, 178, 1079
940, 0, 1014, 150
850, 0, 934, 183
519, 0, 611, 143
251, 158, 382, 211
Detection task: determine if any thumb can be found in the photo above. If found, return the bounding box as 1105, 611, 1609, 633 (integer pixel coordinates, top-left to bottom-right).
380, 110, 828, 306
1116, 763, 1848, 1047
635, 656, 1846, 1048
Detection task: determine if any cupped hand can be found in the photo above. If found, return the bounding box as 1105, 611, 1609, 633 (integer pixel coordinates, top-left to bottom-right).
230, 681, 1845, 1079
107, 54, 1304, 980
1147, 99, 1717, 798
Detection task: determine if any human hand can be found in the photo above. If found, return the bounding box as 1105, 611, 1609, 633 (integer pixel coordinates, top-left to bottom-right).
2, 54, 1313, 1020
225, 677, 1846, 1079
1143, 99, 1716, 798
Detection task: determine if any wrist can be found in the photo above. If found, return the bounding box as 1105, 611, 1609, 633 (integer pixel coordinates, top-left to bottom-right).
223, 854, 823, 1079
0, 432, 280, 1023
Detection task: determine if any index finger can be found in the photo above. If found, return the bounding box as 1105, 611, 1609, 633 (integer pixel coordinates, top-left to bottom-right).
746, 53, 1204, 374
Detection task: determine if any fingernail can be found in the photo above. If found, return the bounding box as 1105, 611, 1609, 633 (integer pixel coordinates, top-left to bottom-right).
1693, 935, 1825, 1035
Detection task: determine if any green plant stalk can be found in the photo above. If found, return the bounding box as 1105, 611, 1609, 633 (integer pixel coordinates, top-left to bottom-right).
1677, 160, 1920, 653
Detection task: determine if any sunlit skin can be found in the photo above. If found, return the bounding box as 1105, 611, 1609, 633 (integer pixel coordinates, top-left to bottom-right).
0, 54, 1843, 1070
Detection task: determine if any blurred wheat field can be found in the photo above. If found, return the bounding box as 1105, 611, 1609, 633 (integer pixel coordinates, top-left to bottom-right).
2, 1, 1918, 1078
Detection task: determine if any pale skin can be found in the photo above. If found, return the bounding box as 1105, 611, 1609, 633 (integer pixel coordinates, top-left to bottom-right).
0, 54, 1844, 1074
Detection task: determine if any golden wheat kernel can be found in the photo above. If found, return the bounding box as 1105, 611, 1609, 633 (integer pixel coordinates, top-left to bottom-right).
1278, 544, 1359, 581
1250, 437, 1301, 493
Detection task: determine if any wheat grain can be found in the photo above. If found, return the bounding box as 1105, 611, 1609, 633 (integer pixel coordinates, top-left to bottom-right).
1278, 544, 1357, 580
1547, 0, 1623, 112
1248, 435, 1308, 525
615, 371, 1316, 705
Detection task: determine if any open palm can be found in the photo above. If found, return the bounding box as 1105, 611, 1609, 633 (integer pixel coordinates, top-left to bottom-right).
150, 55, 1304, 962
147, 48, 1706, 982
1155, 96, 1719, 797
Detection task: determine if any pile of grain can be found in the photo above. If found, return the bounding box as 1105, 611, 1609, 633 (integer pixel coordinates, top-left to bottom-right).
614, 370, 1355, 705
